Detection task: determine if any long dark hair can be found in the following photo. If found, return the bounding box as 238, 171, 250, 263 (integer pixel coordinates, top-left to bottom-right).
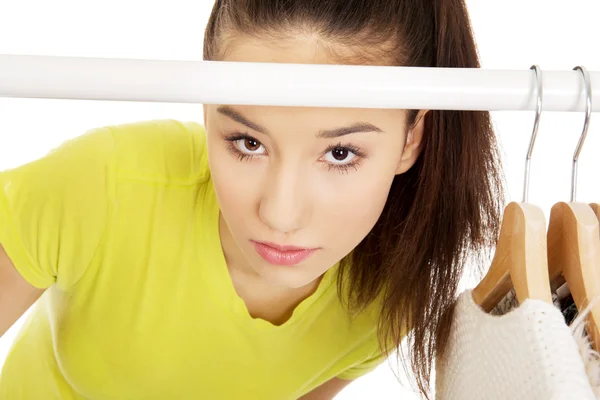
204, 1, 504, 397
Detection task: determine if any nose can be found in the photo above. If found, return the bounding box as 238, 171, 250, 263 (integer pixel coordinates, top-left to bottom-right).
259, 165, 311, 235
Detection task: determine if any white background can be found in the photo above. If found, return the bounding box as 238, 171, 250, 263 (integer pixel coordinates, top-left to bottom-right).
0, 1, 599, 398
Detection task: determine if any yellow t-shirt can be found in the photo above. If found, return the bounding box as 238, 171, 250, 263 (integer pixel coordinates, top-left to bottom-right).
0, 119, 386, 399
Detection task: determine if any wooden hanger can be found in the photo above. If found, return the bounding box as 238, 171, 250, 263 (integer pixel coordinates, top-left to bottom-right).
472, 65, 553, 312
547, 66, 600, 350
547, 203, 600, 348
590, 203, 600, 222
472, 202, 552, 312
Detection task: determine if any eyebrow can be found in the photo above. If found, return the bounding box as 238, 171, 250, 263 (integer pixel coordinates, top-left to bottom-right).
216, 106, 383, 139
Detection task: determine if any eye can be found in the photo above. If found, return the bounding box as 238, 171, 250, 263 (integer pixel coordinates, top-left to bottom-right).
236, 137, 266, 155
324, 147, 357, 165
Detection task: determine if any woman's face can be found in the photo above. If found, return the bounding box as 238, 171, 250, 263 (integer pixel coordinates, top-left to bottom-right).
204, 36, 427, 289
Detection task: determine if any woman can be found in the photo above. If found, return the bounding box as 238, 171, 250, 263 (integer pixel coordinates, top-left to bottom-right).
0, 0, 503, 398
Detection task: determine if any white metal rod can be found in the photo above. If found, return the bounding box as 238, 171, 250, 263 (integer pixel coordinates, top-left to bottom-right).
0, 54, 599, 112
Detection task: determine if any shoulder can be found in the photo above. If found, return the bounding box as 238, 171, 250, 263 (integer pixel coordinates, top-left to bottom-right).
104, 119, 209, 184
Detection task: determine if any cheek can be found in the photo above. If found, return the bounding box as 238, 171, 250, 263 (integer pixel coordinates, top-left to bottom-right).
207, 142, 260, 226
315, 169, 395, 251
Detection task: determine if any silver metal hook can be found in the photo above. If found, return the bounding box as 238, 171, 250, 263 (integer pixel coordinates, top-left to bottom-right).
523, 65, 543, 203
571, 66, 593, 203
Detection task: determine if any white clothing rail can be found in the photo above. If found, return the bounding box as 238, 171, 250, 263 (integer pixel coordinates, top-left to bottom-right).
0, 54, 599, 112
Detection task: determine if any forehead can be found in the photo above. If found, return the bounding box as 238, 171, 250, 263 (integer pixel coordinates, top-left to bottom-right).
215, 36, 407, 133
221, 33, 345, 65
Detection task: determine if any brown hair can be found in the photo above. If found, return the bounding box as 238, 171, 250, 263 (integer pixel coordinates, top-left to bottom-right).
204, 1, 504, 398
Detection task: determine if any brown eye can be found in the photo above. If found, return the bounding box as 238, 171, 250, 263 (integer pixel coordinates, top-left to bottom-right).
331, 148, 349, 161
235, 137, 266, 155
244, 138, 260, 151
325, 147, 355, 164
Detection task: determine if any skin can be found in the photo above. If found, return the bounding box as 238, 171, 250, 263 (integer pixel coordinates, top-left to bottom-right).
0, 244, 44, 337
204, 35, 428, 397
0, 33, 427, 400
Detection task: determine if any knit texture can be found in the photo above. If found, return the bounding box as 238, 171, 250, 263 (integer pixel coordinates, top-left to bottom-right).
435, 290, 596, 400
571, 301, 600, 397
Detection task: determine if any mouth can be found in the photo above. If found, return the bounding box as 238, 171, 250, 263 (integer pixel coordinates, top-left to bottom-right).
251, 240, 317, 266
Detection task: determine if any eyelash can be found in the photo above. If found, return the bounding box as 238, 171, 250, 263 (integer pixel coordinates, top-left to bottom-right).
223, 133, 259, 162
323, 143, 366, 174
222, 132, 367, 174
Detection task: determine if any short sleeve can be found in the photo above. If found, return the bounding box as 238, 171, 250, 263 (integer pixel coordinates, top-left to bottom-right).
337, 348, 388, 380
0, 127, 116, 290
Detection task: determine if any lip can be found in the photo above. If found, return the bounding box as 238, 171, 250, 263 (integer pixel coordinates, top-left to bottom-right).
251, 240, 317, 266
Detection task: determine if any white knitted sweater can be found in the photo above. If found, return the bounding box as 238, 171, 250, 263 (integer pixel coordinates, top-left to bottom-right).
435, 290, 597, 400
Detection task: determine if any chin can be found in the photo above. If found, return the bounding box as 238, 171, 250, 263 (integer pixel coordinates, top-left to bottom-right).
252, 260, 324, 289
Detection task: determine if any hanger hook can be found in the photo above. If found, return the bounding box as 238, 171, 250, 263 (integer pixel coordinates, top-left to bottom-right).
523, 64, 543, 203
571, 66, 593, 203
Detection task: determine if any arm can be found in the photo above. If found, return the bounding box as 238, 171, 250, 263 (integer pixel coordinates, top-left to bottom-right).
0, 243, 44, 337
298, 378, 353, 400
